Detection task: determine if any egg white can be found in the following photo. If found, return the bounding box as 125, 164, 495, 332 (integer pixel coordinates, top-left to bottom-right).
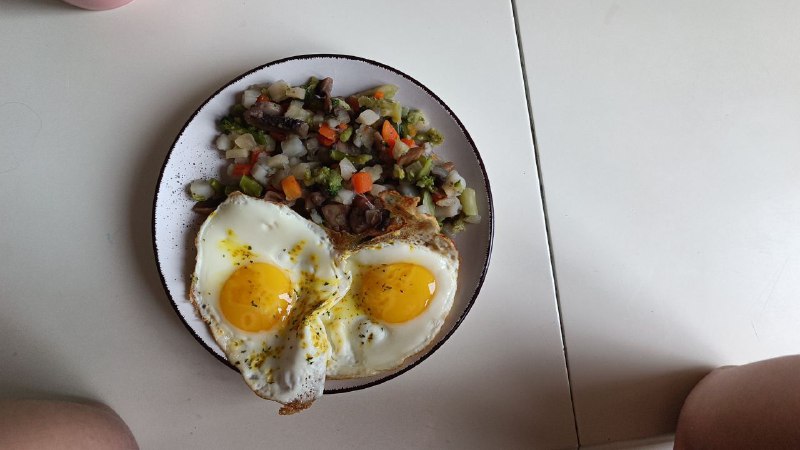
191, 193, 349, 412
322, 238, 459, 379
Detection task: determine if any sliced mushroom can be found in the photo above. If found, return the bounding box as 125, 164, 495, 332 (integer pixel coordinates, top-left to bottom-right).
243, 106, 309, 138
397, 146, 425, 166
348, 194, 387, 234
321, 203, 349, 232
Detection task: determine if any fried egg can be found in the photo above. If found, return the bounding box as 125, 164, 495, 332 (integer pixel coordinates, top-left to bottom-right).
190, 192, 349, 414
322, 231, 459, 379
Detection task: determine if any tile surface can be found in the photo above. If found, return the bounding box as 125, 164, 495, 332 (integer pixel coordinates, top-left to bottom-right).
517, 0, 800, 445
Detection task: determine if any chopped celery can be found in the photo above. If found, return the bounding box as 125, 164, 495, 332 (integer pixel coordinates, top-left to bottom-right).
392, 164, 405, 180
459, 188, 478, 216
239, 175, 263, 197
330, 149, 346, 161
417, 156, 433, 178
339, 126, 353, 142
392, 139, 410, 159
349, 154, 373, 165
209, 178, 224, 195
422, 191, 434, 215
405, 160, 423, 181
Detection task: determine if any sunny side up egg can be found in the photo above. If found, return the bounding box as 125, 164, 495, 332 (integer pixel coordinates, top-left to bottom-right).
323, 232, 459, 379
190, 193, 349, 414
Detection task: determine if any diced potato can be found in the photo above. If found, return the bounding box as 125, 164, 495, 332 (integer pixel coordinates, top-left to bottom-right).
356, 109, 380, 126
285, 86, 306, 100
267, 80, 289, 102
242, 89, 261, 108
215, 134, 232, 151
234, 133, 257, 151
225, 147, 249, 159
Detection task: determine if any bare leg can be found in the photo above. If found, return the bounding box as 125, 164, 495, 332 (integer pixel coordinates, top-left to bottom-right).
0, 399, 137, 450
675, 355, 800, 450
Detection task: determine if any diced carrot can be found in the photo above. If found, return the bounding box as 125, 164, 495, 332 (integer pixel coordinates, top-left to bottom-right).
351, 172, 373, 194
256, 94, 270, 103
373, 91, 385, 100
281, 175, 303, 201
400, 138, 417, 149
232, 163, 252, 177
270, 131, 287, 142
318, 123, 337, 141
317, 135, 335, 147
336, 123, 349, 132
381, 121, 399, 148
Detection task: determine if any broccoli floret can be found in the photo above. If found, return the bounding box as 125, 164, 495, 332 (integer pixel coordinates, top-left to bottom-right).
415, 174, 435, 192
312, 167, 343, 196
331, 97, 351, 111
406, 109, 427, 127
417, 128, 444, 146
392, 164, 405, 180
218, 116, 242, 133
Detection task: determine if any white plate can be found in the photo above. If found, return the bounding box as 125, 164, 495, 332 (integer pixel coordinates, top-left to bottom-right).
152, 54, 494, 393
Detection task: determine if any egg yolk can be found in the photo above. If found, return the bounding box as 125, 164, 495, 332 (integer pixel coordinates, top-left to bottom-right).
220, 263, 292, 332
358, 263, 436, 323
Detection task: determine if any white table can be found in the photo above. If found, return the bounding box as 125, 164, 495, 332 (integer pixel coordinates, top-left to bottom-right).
517, 1, 800, 446
0, 1, 577, 448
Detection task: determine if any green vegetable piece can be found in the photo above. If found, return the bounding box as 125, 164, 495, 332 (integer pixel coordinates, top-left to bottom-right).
405, 160, 423, 181
239, 175, 263, 197
224, 185, 241, 196
253, 130, 267, 145
415, 174, 435, 192
339, 126, 353, 142
392, 139, 410, 160
357, 96, 379, 110
422, 191, 434, 215
444, 217, 467, 236
349, 154, 373, 165
230, 104, 246, 115
331, 97, 351, 111
417, 156, 433, 178
352, 84, 399, 99
388, 101, 402, 124
209, 178, 224, 195
312, 167, 343, 196
459, 187, 478, 216
406, 109, 427, 127
392, 164, 405, 180
330, 149, 346, 161
426, 128, 444, 146
416, 128, 444, 146
304, 76, 319, 90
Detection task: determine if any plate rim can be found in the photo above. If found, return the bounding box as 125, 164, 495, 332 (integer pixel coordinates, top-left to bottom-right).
151, 53, 495, 394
